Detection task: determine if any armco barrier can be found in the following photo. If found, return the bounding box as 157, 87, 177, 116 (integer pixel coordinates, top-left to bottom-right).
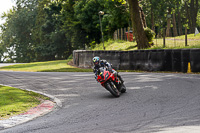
120, 51, 130, 70
181, 49, 190, 73
149, 50, 165, 71
134, 50, 149, 71
190, 49, 200, 72
172, 49, 182, 72
163, 49, 172, 71
129, 51, 137, 70
73, 49, 200, 72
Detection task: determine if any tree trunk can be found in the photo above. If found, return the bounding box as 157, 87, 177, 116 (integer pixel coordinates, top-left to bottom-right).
139, 6, 147, 28
172, 12, 178, 37
195, 0, 199, 22
128, 0, 149, 49
166, 18, 171, 37
189, 0, 199, 33
166, 8, 171, 37
190, 0, 195, 33
177, 10, 183, 35
151, 5, 155, 32
185, 1, 192, 33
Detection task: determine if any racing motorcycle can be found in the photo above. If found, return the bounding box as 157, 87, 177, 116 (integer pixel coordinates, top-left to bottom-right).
96, 67, 126, 97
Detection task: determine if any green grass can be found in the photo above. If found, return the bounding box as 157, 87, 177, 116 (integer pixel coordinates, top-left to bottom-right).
0, 85, 50, 120
0, 59, 93, 72
152, 33, 200, 49
92, 39, 137, 51
93, 33, 200, 50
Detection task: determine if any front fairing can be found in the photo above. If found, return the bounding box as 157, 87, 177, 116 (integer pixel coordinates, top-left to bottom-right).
97, 68, 112, 84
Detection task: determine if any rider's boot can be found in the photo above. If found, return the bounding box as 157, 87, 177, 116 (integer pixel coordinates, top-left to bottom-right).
117, 73, 124, 84
117, 74, 126, 93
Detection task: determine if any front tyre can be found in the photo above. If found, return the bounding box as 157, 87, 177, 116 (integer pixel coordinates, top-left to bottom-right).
105, 82, 121, 97
120, 84, 126, 93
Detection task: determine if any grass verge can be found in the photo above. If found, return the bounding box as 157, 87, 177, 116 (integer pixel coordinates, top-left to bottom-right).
0, 59, 93, 72
0, 85, 50, 120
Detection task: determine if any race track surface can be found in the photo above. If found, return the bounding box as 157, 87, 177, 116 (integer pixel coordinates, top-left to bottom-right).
0, 71, 200, 133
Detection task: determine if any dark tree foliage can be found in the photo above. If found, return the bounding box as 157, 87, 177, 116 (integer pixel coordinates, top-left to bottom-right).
0, 0, 129, 62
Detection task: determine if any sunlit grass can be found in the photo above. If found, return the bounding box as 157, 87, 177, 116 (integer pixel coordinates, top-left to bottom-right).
0, 85, 49, 120
152, 33, 200, 49
92, 39, 137, 51
0, 59, 93, 72
93, 33, 200, 50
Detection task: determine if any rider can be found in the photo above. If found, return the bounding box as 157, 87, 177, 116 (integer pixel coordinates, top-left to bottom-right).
92, 56, 124, 83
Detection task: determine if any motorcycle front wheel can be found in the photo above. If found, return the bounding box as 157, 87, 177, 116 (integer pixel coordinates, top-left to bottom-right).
120, 84, 126, 93
105, 81, 121, 97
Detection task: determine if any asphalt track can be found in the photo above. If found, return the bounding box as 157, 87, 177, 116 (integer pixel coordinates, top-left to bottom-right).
0, 71, 200, 133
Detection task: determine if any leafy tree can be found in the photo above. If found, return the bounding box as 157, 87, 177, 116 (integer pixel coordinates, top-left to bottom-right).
32, 0, 50, 61
74, 0, 105, 46
36, 1, 63, 60
1, 0, 38, 62
61, 0, 89, 50
74, 0, 129, 47
103, 0, 129, 37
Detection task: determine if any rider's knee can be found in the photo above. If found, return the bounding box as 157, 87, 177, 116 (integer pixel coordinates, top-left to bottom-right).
113, 71, 117, 77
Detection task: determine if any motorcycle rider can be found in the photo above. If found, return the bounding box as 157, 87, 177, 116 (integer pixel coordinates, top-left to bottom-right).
92, 56, 124, 84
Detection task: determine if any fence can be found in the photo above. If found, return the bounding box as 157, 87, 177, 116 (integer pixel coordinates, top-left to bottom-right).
73, 49, 200, 73
113, 27, 200, 48
113, 27, 134, 41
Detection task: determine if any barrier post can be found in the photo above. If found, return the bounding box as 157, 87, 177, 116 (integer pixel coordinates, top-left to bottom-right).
187, 62, 191, 73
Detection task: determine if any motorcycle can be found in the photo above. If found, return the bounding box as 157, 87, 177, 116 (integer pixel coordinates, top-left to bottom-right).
96, 67, 126, 97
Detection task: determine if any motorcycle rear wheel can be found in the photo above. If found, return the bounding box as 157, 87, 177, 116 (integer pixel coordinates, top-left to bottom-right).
105, 82, 121, 97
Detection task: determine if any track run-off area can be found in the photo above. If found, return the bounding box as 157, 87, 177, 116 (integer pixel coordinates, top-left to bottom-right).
0, 71, 200, 133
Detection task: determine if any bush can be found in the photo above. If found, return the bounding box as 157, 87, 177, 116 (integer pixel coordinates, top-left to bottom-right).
144, 27, 156, 45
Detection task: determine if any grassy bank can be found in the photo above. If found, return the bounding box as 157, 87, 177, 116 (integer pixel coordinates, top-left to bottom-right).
93, 33, 200, 50
0, 59, 93, 72
0, 85, 50, 120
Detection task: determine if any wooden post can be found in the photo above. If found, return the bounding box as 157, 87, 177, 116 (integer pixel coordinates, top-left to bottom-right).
117, 29, 120, 40
113, 30, 116, 40
185, 27, 188, 46
156, 35, 157, 46
163, 28, 166, 48
128, 27, 130, 41
121, 28, 123, 40
124, 28, 126, 41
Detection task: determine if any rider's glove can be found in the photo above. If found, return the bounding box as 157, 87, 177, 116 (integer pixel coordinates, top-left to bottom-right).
95, 76, 98, 83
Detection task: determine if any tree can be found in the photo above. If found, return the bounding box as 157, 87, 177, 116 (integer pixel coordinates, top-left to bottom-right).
177, 1, 183, 35
188, 0, 198, 33
128, 0, 149, 49
32, 0, 51, 61
36, 1, 64, 60
1, 0, 38, 62
104, 0, 129, 36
